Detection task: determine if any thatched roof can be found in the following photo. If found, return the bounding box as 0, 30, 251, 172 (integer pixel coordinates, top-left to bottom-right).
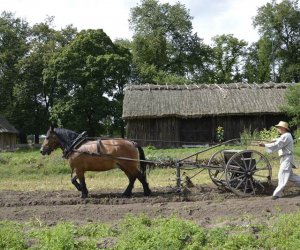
0, 115, 18, 134
122, 83, 293, 119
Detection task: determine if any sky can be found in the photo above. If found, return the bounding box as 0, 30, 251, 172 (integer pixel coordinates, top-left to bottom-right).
1, 0, 274, 44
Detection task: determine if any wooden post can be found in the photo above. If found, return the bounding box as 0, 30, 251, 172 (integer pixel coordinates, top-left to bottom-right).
175, 162, 181, 192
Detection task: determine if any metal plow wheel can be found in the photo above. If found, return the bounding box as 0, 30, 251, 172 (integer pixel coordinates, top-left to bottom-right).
208, 149, 227, 187
225, 150, 272, 196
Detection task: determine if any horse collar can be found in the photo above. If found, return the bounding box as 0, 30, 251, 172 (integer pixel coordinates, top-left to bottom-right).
62, 131, 88, 159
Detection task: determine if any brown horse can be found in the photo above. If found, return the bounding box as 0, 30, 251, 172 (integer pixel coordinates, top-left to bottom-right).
40, 126, 151, 198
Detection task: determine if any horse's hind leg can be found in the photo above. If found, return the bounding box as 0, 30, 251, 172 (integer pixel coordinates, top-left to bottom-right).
122, 168, 151, 197
136, 172, 152, 196
122, 175, 136, 197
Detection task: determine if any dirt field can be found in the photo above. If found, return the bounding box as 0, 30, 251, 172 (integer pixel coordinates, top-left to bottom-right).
1, 183, 300, 227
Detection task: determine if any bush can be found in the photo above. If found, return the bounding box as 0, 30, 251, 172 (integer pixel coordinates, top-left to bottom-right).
240, 128, 260, 146
240, 127, 279, 145
259, 126, 278, 141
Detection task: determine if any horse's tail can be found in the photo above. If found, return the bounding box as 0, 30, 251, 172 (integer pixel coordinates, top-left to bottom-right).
137, 145, 147, 178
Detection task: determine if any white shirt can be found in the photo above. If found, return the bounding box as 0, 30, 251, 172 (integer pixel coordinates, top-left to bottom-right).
265, 132, 296, 169
265, 132, 293, 156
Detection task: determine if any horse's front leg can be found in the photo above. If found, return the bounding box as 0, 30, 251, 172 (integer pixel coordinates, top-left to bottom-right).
79, 177, 88, 198
75, 169, 88, 198
71, 176, 82, 191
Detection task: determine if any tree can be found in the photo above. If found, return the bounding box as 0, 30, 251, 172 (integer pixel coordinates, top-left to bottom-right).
14, 17, 77, 143
211, 34, 247, 83
243, 39, 273, 83
281, 84, 300, 126
253, 0, 300, 82
129, 0, 208, 83
45, 29, 131, 136
0, 12, 29, 141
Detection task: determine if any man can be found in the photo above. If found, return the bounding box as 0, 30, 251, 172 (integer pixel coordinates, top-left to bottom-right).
259, 121, 300, 200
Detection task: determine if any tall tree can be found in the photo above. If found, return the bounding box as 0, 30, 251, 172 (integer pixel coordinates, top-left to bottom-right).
45, 29, 131, 136
211, 34, 247, 83
253, 0, 300, 82
0, 12, 29, 120
129, 0, 207, 83
243, 39, 273, 83
14, 18, 77, 143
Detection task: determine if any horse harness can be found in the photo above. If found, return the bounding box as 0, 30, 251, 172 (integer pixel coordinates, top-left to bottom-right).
62, 133, 163, 165
62, 133, 122, 160
62, 131, 89, 159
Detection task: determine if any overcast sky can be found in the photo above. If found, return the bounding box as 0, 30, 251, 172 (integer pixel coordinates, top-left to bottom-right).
1, 0, 274, 44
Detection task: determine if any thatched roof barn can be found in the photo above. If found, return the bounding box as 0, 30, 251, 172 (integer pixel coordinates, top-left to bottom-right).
123, 83, 292, 148
0, 115, 18, 151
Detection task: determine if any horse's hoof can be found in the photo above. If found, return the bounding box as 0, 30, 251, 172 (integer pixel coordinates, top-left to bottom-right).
122, 192, 132, 198
81, 193, 88, 198
144, 190, 152, 196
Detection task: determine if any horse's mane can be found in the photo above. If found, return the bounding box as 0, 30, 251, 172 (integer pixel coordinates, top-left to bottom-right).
53, 128, 79, 149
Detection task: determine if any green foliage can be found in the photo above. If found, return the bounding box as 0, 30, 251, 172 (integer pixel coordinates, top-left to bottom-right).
77, 223, 111, 238
223, 233, 258, 249
0, 221, 27, 250
0, 11, 29, 122
116, 214, 206, 249
46, 29, 131, 135
240, 128, 260, 146
253, 0, 300, 82
0, 13, 77, 140
259, 126, 279, 141
240, 127, 278, 145
31, 223, 77, 250
294, 129, 300, 143
129, 0, 209, 83
260, 212, 300, 249
4, 212, 300, 249
281, 83, 300, 126
243, 39, 272, 83
204, 227, 229, 248
211, 34, 248, 83
216, 126, 224, 142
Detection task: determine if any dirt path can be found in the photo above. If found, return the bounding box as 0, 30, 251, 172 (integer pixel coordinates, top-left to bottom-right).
1, 185, 300, 227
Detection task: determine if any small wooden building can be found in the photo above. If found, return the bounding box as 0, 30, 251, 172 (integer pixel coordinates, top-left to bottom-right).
0, 116, 19, 151
122, 83, 292, 148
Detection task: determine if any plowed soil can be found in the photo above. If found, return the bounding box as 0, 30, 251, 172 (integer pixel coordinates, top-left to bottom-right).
1, 183, 300, 227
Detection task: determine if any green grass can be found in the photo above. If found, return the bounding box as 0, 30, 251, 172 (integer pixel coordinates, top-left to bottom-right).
2, 212, 300, 249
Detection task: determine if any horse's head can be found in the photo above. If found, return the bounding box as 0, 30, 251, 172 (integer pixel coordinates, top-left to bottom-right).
40, 125, 61, 155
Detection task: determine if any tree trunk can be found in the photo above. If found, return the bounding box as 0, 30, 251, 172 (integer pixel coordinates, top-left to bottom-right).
18, 131, 27, 144
34, 134, 39, 144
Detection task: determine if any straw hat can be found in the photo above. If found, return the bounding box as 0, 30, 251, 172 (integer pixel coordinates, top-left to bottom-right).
275, 121, 290, 131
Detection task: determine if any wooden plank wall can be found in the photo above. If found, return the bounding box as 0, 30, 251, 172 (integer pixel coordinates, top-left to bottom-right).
125, 114, 289, 148
0, 133, 16, 151
126, 117, 180, 148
